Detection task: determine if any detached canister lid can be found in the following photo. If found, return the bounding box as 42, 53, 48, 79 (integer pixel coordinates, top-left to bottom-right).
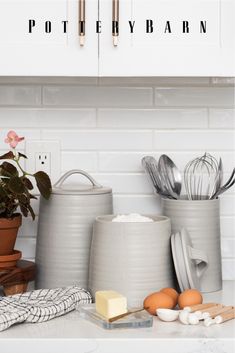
52, 170, 112, 195
171, 228, 209, 291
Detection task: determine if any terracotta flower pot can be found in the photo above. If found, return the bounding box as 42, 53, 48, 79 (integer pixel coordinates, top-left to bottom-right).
0, 250, 22, 269
0, 214, 22, 256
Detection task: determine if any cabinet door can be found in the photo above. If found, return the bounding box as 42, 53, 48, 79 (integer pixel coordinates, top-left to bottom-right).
99, 0, 235, 76
0, 0, 98, 76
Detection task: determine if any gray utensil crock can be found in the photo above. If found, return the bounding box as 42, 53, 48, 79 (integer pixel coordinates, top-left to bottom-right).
35, 170, 113, 290
162, 198, 222, 292
88, 215, 175, 307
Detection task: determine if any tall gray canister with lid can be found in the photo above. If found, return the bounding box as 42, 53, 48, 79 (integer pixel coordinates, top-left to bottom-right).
162, 198, 222, 292
35, 170, 113, 290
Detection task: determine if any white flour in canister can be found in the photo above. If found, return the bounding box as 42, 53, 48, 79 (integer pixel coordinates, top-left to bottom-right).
112, 213, 154, 222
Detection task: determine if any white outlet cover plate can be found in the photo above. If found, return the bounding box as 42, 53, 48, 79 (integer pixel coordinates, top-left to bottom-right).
26, 140, 61, 186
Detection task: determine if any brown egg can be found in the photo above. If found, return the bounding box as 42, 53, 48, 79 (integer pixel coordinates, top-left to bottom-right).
160, 287, 179, 307
143, 292, 175, 315
178, 289, 203, 309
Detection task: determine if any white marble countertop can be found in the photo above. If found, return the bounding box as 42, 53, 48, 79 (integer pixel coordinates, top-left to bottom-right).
0, 281, 235, 353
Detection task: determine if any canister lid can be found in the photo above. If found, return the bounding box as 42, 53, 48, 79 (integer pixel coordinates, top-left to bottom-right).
52, 170, 112, 195
171, 228, 208, 291
171, 232, 189, 292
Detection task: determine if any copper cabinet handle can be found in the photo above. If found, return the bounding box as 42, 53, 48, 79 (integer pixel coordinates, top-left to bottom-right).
79, 0, 85, 46
112, 0, 119, 46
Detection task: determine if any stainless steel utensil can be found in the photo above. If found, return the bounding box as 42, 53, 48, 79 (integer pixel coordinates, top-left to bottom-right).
211, 167, 235, 198
209, 158, 222, 199
158, 154, 182, 199
142, 156, 174, 199
184, 153, 219, 200
142, 156, 160, 191
143, 153, 234, 201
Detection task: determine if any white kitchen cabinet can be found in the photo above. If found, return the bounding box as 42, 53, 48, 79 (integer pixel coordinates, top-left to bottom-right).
99, 0, 235, 76
0, 0, 234, 76
0, 0, 98, 76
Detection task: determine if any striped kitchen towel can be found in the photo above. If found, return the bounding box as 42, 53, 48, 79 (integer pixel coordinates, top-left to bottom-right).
0, 286, 92, 331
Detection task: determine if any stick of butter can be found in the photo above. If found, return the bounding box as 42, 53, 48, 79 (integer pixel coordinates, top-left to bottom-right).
95, 291, 127, 319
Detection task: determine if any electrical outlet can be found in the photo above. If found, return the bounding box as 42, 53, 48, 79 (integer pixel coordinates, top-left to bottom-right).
35, 152, 51, 174
26, 141, 60, 188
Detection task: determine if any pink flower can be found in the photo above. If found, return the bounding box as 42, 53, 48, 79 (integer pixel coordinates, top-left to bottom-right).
4, 130, 25, 148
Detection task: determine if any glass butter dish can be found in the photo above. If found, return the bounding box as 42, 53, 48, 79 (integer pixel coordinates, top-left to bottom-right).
78, 304, 153, 330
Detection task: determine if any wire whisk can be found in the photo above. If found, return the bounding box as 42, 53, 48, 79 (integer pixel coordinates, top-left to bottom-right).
184, 153, 220, 200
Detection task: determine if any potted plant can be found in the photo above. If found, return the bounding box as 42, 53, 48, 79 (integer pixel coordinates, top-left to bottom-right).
0, 130, 52, 256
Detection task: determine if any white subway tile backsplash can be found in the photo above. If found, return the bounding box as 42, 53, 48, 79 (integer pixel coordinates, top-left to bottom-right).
39, 109, 96, 128
222, 260, 235, 280
0, 109, 38, 126
220, 195, 235, 216
98, 77, 210, 86
113, 195, 161, 214
155, 87, 234, 107
18, 217, 38, 238
150, 78, 211, 86
99, 152, 146, 172
42, 130, 153, 150
0, 77, 98, 85
99, 151, 235, 173
61, 152, 98, 172
209, 109, 235, 128
0, 86, 41, 106
0, 77, 234, 280
211, 78, 235, 86
0, 108, 96, 128
153, 131, 235, 151
93, 173, 152, 194
43, 86, 153, 107
15, 237, 36, 259
97, 109, 208, 129
221, 238, 235, 258
221, 217, 235, 238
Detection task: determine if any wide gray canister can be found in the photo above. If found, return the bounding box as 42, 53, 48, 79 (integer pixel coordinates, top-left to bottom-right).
35, 170, 113, 290
89, 215, 175, 307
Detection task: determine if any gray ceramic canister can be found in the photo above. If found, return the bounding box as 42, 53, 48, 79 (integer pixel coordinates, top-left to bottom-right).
35, 170, 113, 290
89, 215, 176, 307
162, 198, 222, 292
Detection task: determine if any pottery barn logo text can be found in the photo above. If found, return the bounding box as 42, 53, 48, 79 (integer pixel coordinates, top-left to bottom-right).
28, 20, 207, 34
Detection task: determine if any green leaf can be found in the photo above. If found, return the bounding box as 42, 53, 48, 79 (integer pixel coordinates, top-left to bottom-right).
0, 151, 14, 160
22, 177, 33, 190
8, 176, 25, 194
18, 152, 28, 159
34, 171, 52, 200
17, 194, 28, 204
27, 204, 35, 220
1, 162, 18, 177
20, 204, 28, 217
